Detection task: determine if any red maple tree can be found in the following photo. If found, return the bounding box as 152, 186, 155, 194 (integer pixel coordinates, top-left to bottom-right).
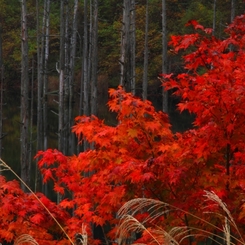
1, 13, 245, 245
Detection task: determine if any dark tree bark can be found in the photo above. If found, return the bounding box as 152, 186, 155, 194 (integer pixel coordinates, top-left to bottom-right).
20, 0, 30, 189
82, 0, 90, 151
35, 0, 42, 192
58, 0, 65, 154
68, 0, 78, 155
130, 0, 136, 95
0, 25, 3, 160
83, 0, 89, 117
36, 0, 50, 192
91, 0, 98, 116
212, 0, 217, 36
162, 0, 168, 113
142, 0, 149, 101
231, 0, 236, 22
43, 0, 50, 153
120, 0, 135, 93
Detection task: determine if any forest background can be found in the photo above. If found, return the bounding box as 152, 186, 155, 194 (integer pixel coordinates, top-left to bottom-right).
0, 0, 243, 190
0, 0, 244, 244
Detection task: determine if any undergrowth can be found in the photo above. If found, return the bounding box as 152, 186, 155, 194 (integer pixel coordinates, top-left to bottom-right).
0, 158, 242, 245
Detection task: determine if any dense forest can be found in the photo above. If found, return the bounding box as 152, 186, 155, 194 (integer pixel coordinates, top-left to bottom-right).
1, 0, 245, 244
0, 0, 243, 187
0, 0, 244, 186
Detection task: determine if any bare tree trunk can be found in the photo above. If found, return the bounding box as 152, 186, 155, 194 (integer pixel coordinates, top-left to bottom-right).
120, 0, 131, 92
142, 0, 149, 101
120, 0, 135, 93
212, 0, 217, 36
36, 0, 50, 193
130, 0, 136, 95
83, 0, 89, 117
20, 0, 30, 189
58, 0, 65, 155
29, 57, 34, 182
0, 25, 3, 160
64, 1, 69, 155
83, 0, 90, 151
42, 0, 50, 195
91, 0, 98, 116
35, 0, 42, 192
68, 0, 78, 155
231, 0, 236, 22
162, 0, 168, 113
43, 0, 50, 153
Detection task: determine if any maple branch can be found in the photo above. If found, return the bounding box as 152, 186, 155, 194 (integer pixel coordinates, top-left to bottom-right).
133, 119, 155, 158
184, 214, 193, 245
0, 158, 75, 245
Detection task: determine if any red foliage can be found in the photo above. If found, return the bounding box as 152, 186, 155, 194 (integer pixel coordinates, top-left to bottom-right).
2, 13, 245, 245
0, 175, 69, 244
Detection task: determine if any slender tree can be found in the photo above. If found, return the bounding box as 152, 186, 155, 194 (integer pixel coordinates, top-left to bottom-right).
36, 0, 50, 192
0, 25, 3, 160
120, 0, 131, 92
43, 0, 50, 152
83, 0, 89, 117
212, 0, 217, 36
35, 0, 42, 192
29, 57, 34, 181
63, 1, 70, 155
68, 0, 78, 155
20, 0, 30, 189
162, 0, 168, 113
130, 0, 136, 95
81, 0, 90, 151
91, 0, 98, 116
58, 0, 65, 155
231, 0, 236, 22
142, 0, 149, 101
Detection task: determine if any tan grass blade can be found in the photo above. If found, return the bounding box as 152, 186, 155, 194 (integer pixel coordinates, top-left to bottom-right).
75, 224, 88, 245
14, 234, 39, 245
117, 192, 244, 245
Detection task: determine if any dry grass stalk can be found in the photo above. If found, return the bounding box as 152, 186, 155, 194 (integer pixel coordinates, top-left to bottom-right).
75, 224, 88, 245
14, 234, 39, 245
117, 191, 245, 245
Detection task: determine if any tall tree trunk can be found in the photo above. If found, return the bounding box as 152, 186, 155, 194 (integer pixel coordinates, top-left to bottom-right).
42, 0, 50, 195
36, 0, 50, 193
82, 0, 90, 151
35, 0, 42, 192
120, 0, 131, 92
130, 0, 136, 95
68, 0, 78, 155
83, 0, 89, 117
231, 0, 236, 22
162, 0, 168, 113
20, 0, 30, 189
120, 0, 135, 93
64, 1, 69, 155
91, 0, 98, 116
142, 0, 149, 101
0, 25, 3, 160
58, 0, 65, 155
212, 0, 216, 36
43, 0, 50, 153
29, 57, 34, 182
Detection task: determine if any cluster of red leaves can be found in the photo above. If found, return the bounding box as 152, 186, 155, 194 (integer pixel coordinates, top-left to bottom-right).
160, 13, 245, 233
36, 87, 177, 243
3, 13, 245, 245
0, 175, 69, 245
